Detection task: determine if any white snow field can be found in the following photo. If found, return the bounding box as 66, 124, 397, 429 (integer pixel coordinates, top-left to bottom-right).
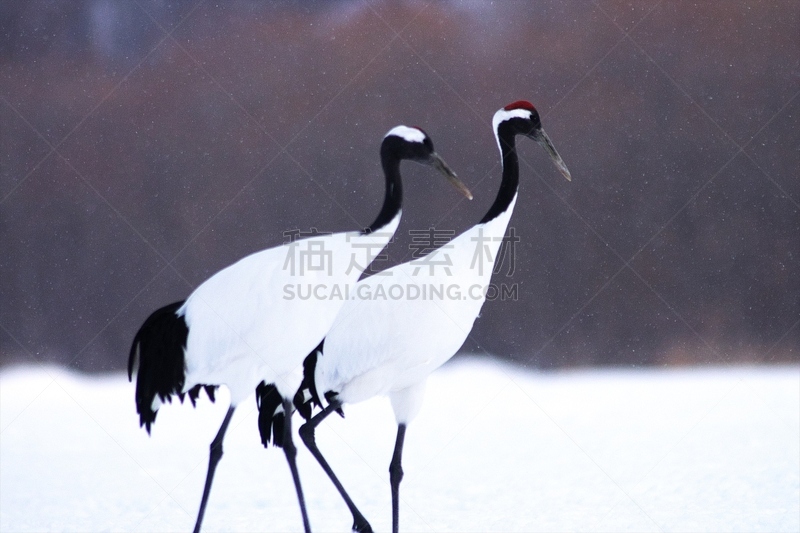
1, 358, 798, 533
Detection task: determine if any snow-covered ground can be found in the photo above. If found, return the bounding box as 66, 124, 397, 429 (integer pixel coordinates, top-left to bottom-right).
1, 358, 798, 532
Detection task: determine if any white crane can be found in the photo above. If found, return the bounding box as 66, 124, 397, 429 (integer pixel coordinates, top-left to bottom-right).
128, 125, 472, 533
280, 101, 571, 533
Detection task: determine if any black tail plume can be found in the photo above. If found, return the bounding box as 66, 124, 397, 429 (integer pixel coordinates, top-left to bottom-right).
128, 301, 189, 433
256, 382, 285, 448
294, 342, 324, 421
293, 341, 344, 420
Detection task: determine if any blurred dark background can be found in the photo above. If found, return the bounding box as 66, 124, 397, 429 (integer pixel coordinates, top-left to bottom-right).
1, 0, 798, 372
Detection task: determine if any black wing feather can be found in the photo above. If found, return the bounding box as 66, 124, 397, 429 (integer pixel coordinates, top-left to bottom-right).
256, 382, 285, 448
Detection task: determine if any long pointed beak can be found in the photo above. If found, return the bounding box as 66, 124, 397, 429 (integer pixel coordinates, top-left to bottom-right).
430, 152, 473, 200
535, 128, 572, 181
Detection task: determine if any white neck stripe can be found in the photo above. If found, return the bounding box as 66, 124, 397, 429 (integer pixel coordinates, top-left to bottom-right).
492, 108, 532, 155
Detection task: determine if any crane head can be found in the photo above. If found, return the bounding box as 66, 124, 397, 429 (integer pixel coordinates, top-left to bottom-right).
494, 101, 572, 181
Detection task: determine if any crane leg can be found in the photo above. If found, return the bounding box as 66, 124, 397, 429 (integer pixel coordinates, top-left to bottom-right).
299, 400, 373, 533
389, 424, 406, 533
193, 406, 235, 533
281, 398, 312, 533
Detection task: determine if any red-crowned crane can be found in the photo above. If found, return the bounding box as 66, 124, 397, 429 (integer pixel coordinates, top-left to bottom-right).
273, 102, 571, 533
128, 125, 472, 533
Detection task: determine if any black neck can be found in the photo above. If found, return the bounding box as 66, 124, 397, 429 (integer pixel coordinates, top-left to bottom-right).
364, 142, 404, 234
480, 125, 520, 224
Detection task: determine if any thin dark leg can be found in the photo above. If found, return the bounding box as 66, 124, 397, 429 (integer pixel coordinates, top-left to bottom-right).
193, 406, 236, 533
281, 398, 312, 533
299, 400, 373, 533
389, 424, 406, 533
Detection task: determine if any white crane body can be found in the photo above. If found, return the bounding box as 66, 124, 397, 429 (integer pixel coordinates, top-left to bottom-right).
180, 221, 399, 404
316, 198, 515, 420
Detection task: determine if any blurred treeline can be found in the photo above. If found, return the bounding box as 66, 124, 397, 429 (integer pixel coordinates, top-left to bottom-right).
1, 1, 798, 372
